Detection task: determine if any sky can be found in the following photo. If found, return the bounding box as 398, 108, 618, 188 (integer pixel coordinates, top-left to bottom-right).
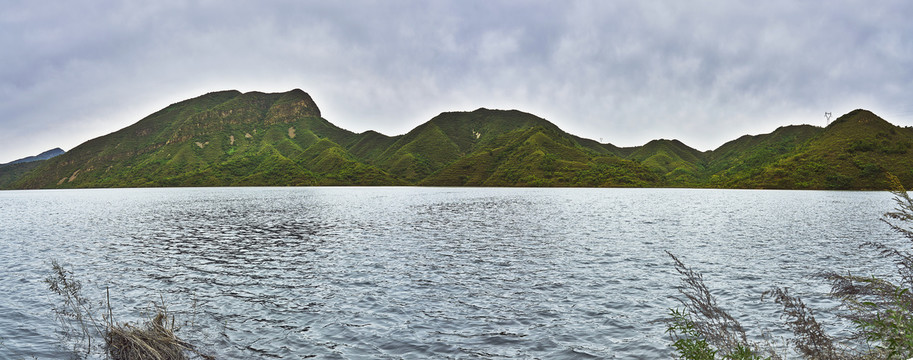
2, 1, 913, 163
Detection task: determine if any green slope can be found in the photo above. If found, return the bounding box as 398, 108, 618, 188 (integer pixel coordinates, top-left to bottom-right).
420, 126, 659, 187
12, 89, 396, 188
705, 125, 823, 187
0, 161, 43, 188
344, 130, 399, 161
371, 121, 463, 183
6, 88, 912, 190
625, 139, 708, 186
742, 110, 913, 189
369, 108, 613, 183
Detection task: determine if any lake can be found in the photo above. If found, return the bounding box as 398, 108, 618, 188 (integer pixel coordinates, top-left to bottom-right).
0, 187, 902, 358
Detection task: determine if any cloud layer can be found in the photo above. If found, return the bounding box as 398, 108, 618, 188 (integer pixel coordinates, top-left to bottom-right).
2, 0, 912, 163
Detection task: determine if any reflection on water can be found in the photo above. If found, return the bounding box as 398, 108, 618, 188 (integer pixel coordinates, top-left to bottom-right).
0, 187, 900, 358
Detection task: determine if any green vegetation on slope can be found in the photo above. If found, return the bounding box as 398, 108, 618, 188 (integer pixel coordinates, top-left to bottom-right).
0, 161, 43, 188
704, 125, 822, 188
627, 139, 708, 186
10, 89, 397, 188
744, 110, 913, 190
367, 108, 576, 183
3, 88, 912, 190
420, 126, 658, 187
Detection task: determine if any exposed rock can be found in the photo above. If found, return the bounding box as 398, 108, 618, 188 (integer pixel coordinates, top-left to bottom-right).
265, 89, 321, 125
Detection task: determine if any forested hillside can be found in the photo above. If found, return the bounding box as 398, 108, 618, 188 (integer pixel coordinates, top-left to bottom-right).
3, 89, 911, 190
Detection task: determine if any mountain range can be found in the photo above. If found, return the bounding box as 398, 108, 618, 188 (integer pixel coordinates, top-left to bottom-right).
2, 89, 911, 190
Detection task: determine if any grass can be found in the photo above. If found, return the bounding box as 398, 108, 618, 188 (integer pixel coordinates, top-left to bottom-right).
104, 310, 195, 360
45, 261, 211, 360
667, 308, 720, 360
667, 251, 773, 359
668, 173, 913, 359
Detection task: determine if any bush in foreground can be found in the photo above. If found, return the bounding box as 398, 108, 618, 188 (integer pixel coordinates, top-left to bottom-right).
668, 174, 913, 359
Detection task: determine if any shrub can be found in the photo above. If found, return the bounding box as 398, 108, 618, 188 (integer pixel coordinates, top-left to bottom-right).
667, 308, 718, 360
668, 174, 913, 359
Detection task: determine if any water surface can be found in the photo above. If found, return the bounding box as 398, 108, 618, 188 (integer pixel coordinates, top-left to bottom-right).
0, 187, 900, 358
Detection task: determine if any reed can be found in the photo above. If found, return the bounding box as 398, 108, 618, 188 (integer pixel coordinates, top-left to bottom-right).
668, 174, 913, 359
104, 308, 194, 360
667, 251, 775, 360
45, 262, 211, 360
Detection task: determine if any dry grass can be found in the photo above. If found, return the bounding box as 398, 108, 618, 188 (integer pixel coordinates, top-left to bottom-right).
45, 262, 211, 360
104, 308, 211, 360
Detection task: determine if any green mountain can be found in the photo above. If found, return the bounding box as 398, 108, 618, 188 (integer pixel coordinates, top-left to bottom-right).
3, 89, 912, 190
0, 161, 43, 188
364, 108, 652, 185
617, 109, 913, 189
626, 139, 708, 186
11, 89, 398, 188
704, 125, 823, 187
735, 109, 913, 189
0, 148, 65, 188
419, 125, 658, 187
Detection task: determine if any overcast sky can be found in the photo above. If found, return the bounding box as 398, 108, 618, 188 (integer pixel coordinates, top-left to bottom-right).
2, 1, 912, 163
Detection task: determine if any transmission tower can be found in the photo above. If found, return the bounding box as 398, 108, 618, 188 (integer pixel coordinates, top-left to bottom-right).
825, 112, 832, 126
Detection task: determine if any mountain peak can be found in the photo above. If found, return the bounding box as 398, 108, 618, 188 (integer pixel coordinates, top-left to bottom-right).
273, 89, 320, 118
2, 147, 65, 165
286, 88, 308, 96
819, 109, 901, 145
828, 109, 888, 128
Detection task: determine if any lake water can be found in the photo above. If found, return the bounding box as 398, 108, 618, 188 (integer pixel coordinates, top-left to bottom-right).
0, 187, 903, 359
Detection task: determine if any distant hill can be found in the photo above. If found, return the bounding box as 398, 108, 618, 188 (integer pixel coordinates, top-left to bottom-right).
3, 89, 912, 190
2, 148, 65, 165
0, 148, 65, 188
733, 109, 913, 189
626, 139, 707, 186
361, 108, 657, 186
0, 161, 43, 188
418, 124, 658, 187
704, 124, 822, 187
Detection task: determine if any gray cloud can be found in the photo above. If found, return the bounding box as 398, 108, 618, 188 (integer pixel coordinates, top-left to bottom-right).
2, 0, 912, 163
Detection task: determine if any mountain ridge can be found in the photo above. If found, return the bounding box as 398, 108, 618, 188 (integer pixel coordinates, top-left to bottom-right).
2, 89, 911, 190
1, 148, 65, 166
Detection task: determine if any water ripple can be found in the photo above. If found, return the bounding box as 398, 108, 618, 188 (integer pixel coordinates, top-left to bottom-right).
0, 187, 900, 358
